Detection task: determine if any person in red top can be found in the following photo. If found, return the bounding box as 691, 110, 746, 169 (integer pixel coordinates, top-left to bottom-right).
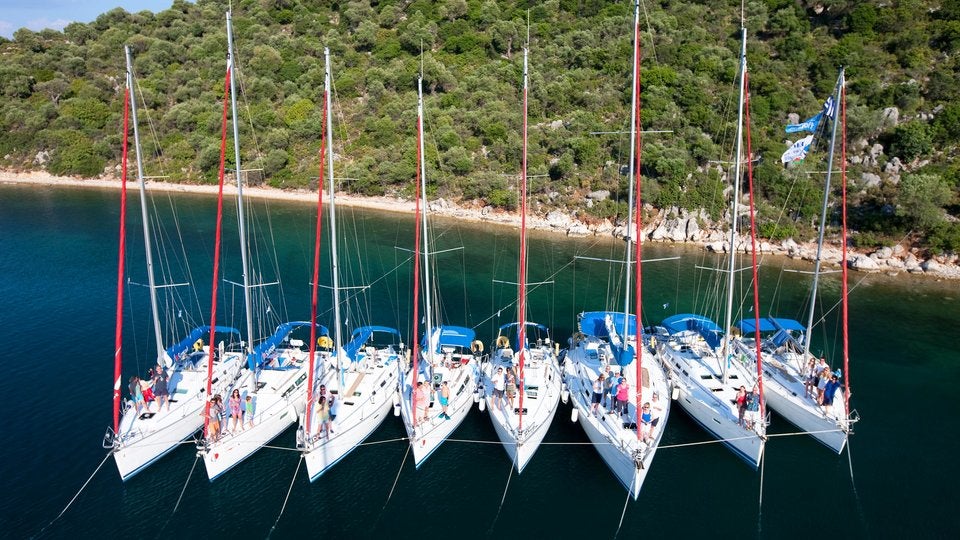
735, 386, 747, 427
616, 377, 630, 415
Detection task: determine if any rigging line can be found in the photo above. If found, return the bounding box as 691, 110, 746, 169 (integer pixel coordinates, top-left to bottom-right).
381, 444, 410, 511
356, 437, 410, 447
758, 445, 766, 521
613, 484, 632, 539
808, 273, 868, 328
260, 444, 303, 452
487, 454, 517, 536
36, 451, 112, 536
167, 455, 199, 525
266, 456, 302, 539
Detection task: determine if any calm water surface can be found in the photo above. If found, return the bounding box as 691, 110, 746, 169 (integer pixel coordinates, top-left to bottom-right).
1, 184, 957, 538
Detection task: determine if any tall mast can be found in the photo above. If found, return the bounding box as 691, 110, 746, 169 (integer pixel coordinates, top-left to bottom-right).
226, 11, 255, 360
838, 70, 851, 418
803, 70, 845, 359
113, 54, 132, 435
125, 46, 164, 363
409, 74, 426, 428
628, 0, 644, 440
304, 50, 331, 438
517, 47, 529, 433
721, 27, 748, 383
325, 48, 344, 383
419, 77, 434, 367
621, 0, 641, 340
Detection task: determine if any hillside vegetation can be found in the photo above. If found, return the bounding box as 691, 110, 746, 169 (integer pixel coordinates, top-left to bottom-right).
1, 0, 958, 252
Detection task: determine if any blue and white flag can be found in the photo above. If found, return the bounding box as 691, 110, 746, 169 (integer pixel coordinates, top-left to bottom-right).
780, 134, 814, 164
785, 112, 822, 134
822, 96, 836, 120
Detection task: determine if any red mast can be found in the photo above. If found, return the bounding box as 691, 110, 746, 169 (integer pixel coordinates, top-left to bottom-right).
203, 62, 233, 438
517, 49, 529, 432
409, 84, 425, 428
305, 82, 329, 437
840, 79, 851, 417
632, 3, 644, 441
743, 71, 765, 419
112, 85, 131, 435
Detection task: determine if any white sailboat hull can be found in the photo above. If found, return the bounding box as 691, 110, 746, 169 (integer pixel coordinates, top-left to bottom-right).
480, 347, 562, 473
113, 351, 244, 481
562, 331, 671, 499
762, 374, 847, 453
302, 359, 400, 480
200, 351, 314, 481
400, 361, 478, 468
672, 380, 764, 467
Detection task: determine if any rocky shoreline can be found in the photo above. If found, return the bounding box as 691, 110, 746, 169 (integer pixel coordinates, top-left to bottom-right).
3, 169, 958, 280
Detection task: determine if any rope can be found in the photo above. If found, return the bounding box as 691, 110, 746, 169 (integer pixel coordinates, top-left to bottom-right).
487, 454, 517, 535
382, 444, 410, 511
267, 456, 302, 538
36, 452, 112, 536
160, 455, 200, 534
758, 446, 766, 526
613, 485, 632, 538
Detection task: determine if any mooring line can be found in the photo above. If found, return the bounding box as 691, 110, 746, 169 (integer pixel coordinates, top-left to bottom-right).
613, 486, 632, 538
487, 455, 517, 535
36, 451, 112, 537
382, 444, 410, 511
267, 456, 302, 539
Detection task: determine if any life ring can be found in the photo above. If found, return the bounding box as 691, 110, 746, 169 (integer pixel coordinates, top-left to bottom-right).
496, 335, 510, 349
317, 335, 333, 349
572, 332, 585, 344
471, 340, 484, 353
193, 338, 204, 352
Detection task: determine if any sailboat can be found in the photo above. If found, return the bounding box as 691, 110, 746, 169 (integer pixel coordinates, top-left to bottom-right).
105, 46, 247, 481
196, 12, 320, 481
655, 25, 766, 468
398, 74, 480, 468
298, 48, 405, 480
480, 47, 562, 473
561, 0, 672, 499
732, 68, 857, 453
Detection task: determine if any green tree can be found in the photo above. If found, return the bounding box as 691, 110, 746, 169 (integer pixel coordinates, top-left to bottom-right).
898, 173, 951, 230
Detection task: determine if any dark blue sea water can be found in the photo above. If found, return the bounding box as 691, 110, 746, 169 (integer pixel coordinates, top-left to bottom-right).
1, 184, 957, 538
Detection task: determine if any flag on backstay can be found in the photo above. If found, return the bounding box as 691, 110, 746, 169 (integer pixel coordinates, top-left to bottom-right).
780, 134, 814, 164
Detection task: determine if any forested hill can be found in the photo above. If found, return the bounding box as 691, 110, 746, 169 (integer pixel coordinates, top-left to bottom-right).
1, 0, 958, 252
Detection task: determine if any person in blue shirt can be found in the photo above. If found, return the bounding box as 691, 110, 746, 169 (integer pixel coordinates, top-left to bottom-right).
822, 374, 842, 415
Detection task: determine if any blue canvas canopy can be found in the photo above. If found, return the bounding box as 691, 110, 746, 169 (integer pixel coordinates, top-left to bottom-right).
497, 321, 549, 351
421, 325, 476, 354
578, 311, 637, 366
736, 317, 805, 333
165, 326, 240, 363
343, 326, 401, 362
249, 321, 328, 370
661, 314, 723, 349
578, 311, 636, 338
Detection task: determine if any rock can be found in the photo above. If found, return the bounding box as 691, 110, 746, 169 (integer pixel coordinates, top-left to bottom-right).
549, 119, 564, 130
850, 155, 862, 165
585, 198, 594, 208
787, 112, 800, 124
868, 143, 884, 167
861, 173, 882, 188
706, 241, 725, 253
881, 107, 900, 127
685, 217, 701, 241
876, 246, 893, 259
892, 244, 905, 256
481, 206, 492, 216
850, 254, 880, 271
587, 190, 610, 201
921, 259, 941, 273
566, 223, 590, 236
885, 258, 905, 270
34, 150, 50, 165
885, 157, 903, 174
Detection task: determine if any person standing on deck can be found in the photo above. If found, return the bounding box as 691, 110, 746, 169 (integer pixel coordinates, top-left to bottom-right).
591, 374, 604, 416
822, 373, 842, 416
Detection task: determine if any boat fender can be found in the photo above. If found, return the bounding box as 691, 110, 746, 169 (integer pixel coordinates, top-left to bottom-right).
471, 340, 484, 354
496, 335, 510, 349
570, 407, 579, 423
671, 385, 680, 400
478, 398, 486, 412
561, 383, 569, 404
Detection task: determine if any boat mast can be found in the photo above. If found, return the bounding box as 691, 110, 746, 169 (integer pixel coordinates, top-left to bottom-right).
419, 76, 435, 369
802, 70, 845, 360
837, 70, 851, 419
721, 27, 748, 384
125, 46, 165, 363
305, 51, 331, 438
113, 55, 132, 436
226, 11, 256, 362
409, 73, 426, 428
203, 35, 234, 436
517, 47, 529, 433
324, 48, 345, 385
621, 0, 640, 342
627, 0, 644, 440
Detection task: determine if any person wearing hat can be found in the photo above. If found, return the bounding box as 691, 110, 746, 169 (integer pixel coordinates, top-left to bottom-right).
492, 367, 506, 411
